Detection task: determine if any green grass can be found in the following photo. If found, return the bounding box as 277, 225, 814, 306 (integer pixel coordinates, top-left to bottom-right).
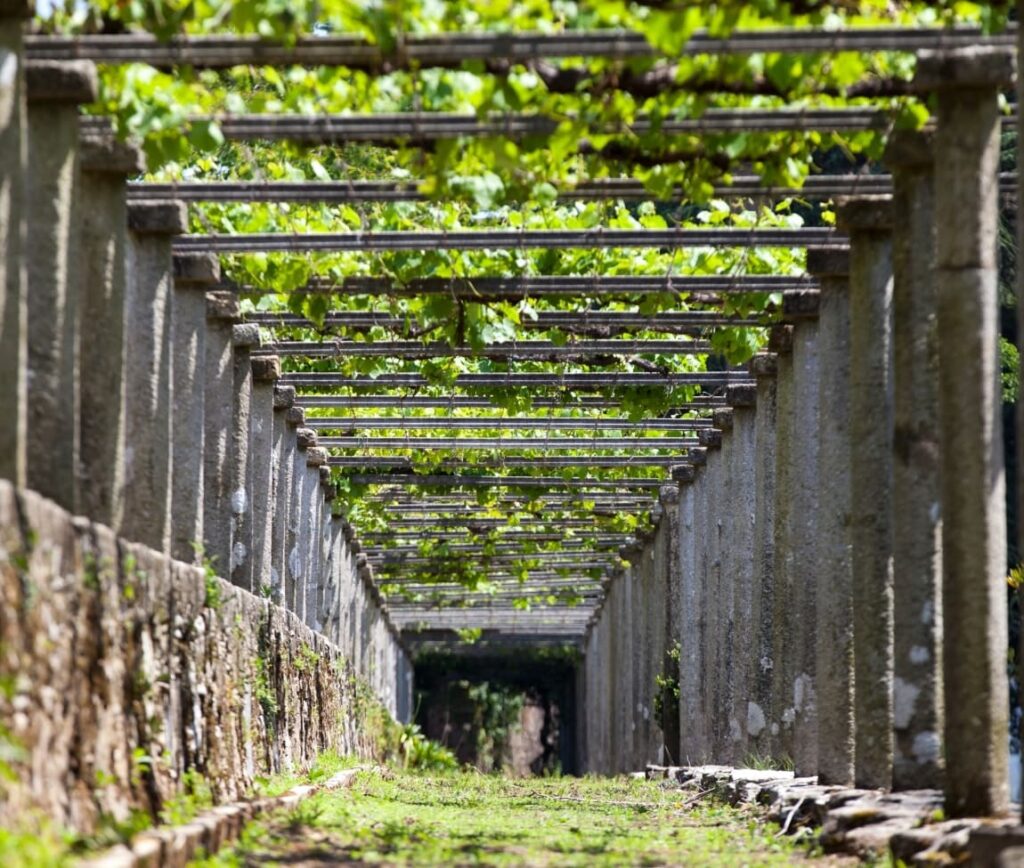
191, 769, 822, 867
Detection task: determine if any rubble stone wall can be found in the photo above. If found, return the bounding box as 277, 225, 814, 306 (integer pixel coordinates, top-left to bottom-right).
0, 480, 408, 836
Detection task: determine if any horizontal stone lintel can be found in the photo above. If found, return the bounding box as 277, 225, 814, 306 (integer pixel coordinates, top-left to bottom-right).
914, 45, 1016, 92
173, 252, 220, 286
128, 200, 188, 236
25, 60, 97, 103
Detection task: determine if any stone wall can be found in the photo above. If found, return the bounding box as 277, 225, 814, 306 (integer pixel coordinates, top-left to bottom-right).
0, 481, 409, 836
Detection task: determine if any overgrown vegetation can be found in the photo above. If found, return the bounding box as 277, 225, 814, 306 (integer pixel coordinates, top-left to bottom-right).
191, 768, 812, 867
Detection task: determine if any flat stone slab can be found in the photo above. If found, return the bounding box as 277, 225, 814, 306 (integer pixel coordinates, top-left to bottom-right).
653, 763, 1020, 864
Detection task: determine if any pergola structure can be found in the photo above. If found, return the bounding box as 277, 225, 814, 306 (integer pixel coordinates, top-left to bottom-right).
2, 4, 1022, 842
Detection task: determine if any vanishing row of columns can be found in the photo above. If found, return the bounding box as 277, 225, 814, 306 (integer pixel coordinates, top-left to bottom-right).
582, 45, 1013, 818
0, 37, 411, 721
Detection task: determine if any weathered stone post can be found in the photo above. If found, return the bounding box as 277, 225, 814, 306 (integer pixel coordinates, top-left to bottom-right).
0, 2, 30, 486
748, 352, 777, 760
707, 415, 734, 762
286, 408, 308, 614
250, 355, 281, 596
659, 482, 681, 764
692, 450, 715, 762
915, 47, 1013, 817
270, 385, 296, 603
203, 292, 240, 575
726, 384, 757, 765
170, 252, 219, 564
836, 196, 895, 791
885, 129, 945, 792
768, 325, 796, 764
24, 60, 96, 508
807, 249, 855, 786
230, 322, 260, 590
783, 291, 822, 778
675, 463, 701, 764
77, 135, 145, 529
292, 426, 317, 622
121, 200, 188, 552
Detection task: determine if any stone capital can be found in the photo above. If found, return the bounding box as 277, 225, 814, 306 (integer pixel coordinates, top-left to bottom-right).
806, 247, 850, 278
726, 383, 757, 408
128, 200, 188, 236
883, 128, 935, 170
306, 447, 328, 467
25, 60, 97, 104
913, 46, 1015, 93
698, 428, 722, 450
79, 137, 146, 175
659, 484, 680, 505
712, 408, 733, 433
174, 252, 221, 286
782, 290, 820, 322
206, 291, 240, 322
688, 447, 707, 466
671, 463, 695, 484
295, 427, 317, 449
285, 407, 306, 428
748, 352, 778, 379
836, 196, 893, 233
231, 323, 261, 349
0, 0, 32, 16
251, 355, 281, 383
767, 324, 794, 355
273, 385, 296, 410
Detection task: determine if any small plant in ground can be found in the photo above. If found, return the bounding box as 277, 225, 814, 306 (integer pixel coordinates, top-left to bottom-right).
397, 724, 457, 772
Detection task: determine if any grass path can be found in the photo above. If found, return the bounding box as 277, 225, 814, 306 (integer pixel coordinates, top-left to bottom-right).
193, 769, 850, 866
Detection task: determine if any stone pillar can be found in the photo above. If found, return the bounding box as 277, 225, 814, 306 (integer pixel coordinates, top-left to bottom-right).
885, 130, 945, 792
230, 323, 260, 590
727, 384, 757, 765
915, 47, 1013, 817
286, 409, 307, 614
121, 200, 188, 552
0, 3, 30, 486
250, 355, 281, 596
203, 292, 240, 575
807, 249, 855, 786
707, 416, 733, 762
837, 197, 895, 791
692, 453, 714, 763
675, 463, 701, 764
748, 352, 777, 760
77, 137, 145, 529
170, 252, 219, 564
24, 60, 96, 509
783, 291, 822, 778
270, 385, 296, 604
659, 483, 681, 764
292, 425, 316, 622
768, 325, 796, 765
